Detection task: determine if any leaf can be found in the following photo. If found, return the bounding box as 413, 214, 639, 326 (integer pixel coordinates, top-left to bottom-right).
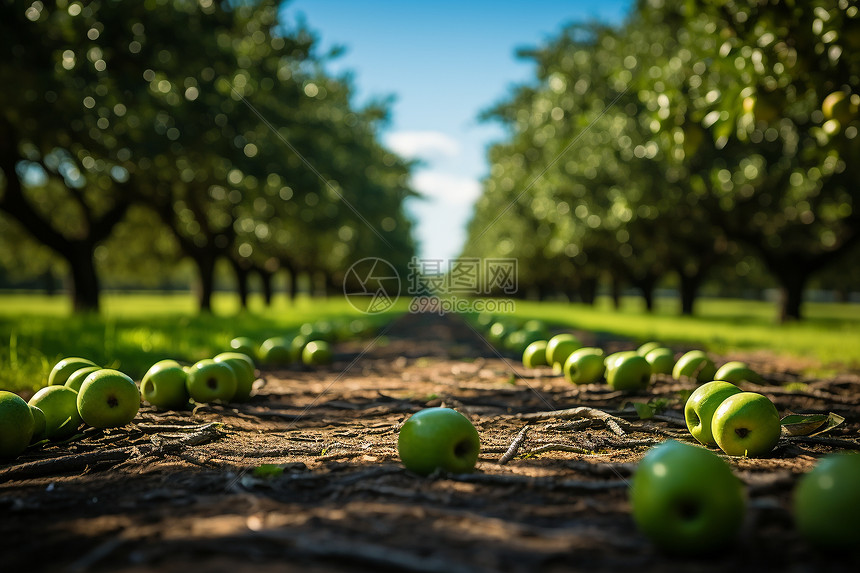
633, 402, 656, 420
809, 413, 845, 437
780, 414, 827, 436
252, 464, 286, 478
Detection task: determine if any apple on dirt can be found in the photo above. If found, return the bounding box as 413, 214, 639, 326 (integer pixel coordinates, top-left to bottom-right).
213, 352, 256, 402
604, 350, 638, 372
713, 361, 765, 385
28, 385, 83, 440
607, 354, 651, 391
672, 350, 717, 383
48, 357, 99, 386
630, 440, 745, 554
259, 337, 295, 366
64, 365, 102, 393
302, 340, 333, 366
636, 341, 663, 357
684, 381, 742, 447
77, 369, 141, 428
397, 407, 481, 476
563, 347, 605, 385
141, 359, 189, 410
711, 392, 781, 457
522, 340, 549, 369
229, 337, 258, 360
186, 359, 238, 403
0, 391, 36, 459
793, 453, 860, 550
545, 334, 582, 373
645, 347, 675, 376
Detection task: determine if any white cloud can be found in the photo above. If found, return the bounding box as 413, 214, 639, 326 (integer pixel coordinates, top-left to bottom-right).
386, 130, 460, 160
412, 170, 481, 205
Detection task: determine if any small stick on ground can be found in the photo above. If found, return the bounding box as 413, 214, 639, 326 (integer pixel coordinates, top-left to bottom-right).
525, 443, 593, 456
517, 407, 631, 436
498, 424, 530, 465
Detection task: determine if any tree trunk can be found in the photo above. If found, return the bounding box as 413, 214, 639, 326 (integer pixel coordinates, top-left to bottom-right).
258, 268, 274, 306
611, 274, 622, 309
193, 253, 217, 313
231, 258, 251, 309
679, 272, 701, 316
579, 276, 597, 305
640, 280, 655, 313
67, 244, 100, 312
44, 269, 57, 296
778, 271, 807, 322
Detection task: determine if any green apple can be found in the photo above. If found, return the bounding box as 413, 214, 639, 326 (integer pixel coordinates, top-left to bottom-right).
711, 392, 781, 457
229, 337, 257, 360
302, 340, 333, 366
522, 340, 549, 368
186, 359, 238, 403
0, 391, 35, 458
563, 348, 606, 385
793, 453, 860, 549
714, 361, 765, 385
29, 405, 46, 442
77, 369, 140, 428
645, 347, 675, 375
605, 350, 638, 372
607, 354, 651, 391
488, 322, 511, 345
290, 334, 310, 358
630, 440, 745, 554
684, 381, 742, 447
213, 352, 255, 402
28, 385, 83, 440
141, 359, 189, 410
672, 350, 717, 383
64, 366, 102, 393
48, 357, 98, 386
259, 337, 295, 366
546, 334, 582, 372
397, 407, 481, 476
636, 341, 663, 357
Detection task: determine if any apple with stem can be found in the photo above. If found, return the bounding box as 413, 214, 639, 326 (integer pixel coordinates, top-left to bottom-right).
563, 347, 605, 385
630, 440, 745, 554
672, 350, 717, 383
714, 361, 764, 385
397, 407, 481, 476
793, 453, 860, 549
141, 360, 189, 410
77, 369, 141, 428
607, 354, 651, 391
48, 357, 98, 386
711, 392, 781, 457
522, 340, 549, 369
0, 391, 35, 459
684, 381, 742, 447
64, 366, 102, 393
645, 347, 675, 375
186, 359, 238, 403
28, 386, 83, 440
213, 352, 256, 402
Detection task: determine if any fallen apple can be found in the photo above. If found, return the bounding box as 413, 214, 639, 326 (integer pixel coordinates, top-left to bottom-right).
711, 392, 781, 457
607, 354, 651, 391
0, 391, 35, 459
186, 359, 238, 403
684, 381, 742, 447
213, 352, 256, 402
672, 350, 717, 383
259, 337, 295, 366
29, 405, 46, 442
563, 348, 606, 385
141, 359, 189, 410
645, 347, 675, 375
48, 357, 98, 386
77, 369, 141, 428
397, 407, 481, 476
229, 337, 258, 360
636, 341, 663, 357
546, 334, 582, 372
28, 385, 83, 440
713, 361, 764, 385
302, 340, 333, 366
630, 440, 745, 554
64, 366, 102, 393
604, 350, 638, 372
793, 453, 860, 550
522, 340, 549, 369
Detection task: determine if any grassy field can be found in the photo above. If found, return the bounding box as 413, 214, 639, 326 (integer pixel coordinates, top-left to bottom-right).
498, 296, 860, 369
0, 292, 405, 394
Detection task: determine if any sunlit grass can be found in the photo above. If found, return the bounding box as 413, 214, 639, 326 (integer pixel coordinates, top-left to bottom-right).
485, 296, 860, 369
0, 292, 405, 395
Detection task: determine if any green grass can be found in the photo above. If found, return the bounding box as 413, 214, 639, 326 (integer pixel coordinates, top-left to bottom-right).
486, 296, 860, 370
0, 292, 405, 395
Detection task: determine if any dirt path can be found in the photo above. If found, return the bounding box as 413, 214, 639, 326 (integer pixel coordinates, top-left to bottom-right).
1, 312, 858, 572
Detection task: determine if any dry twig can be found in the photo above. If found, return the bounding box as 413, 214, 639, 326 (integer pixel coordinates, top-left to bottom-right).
498, 424, 530, 465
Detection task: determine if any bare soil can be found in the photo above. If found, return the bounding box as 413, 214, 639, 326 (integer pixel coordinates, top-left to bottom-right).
1, 312, 858, 573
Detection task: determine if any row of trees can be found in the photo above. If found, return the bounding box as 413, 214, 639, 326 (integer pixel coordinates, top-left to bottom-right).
0, 0, 416, 312
463, 0, 860, 320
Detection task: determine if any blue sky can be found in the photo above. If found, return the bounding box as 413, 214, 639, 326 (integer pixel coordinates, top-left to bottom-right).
281, 0, 633, 261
